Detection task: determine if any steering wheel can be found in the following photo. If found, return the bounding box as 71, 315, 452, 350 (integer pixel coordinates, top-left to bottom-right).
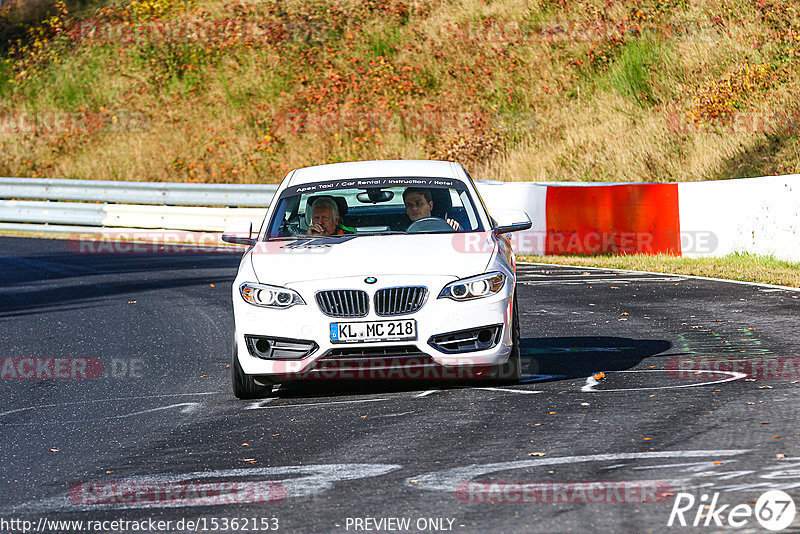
406, 217, 455, 233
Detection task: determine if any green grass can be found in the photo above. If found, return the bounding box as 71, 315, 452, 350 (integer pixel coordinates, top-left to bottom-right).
367, 27, 401, 58
606, 39, 670, 106
0, 59, 12, 98
519, 252, 800, 288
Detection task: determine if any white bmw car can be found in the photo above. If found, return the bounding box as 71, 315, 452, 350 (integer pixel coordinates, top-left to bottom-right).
223, 160, 531, 398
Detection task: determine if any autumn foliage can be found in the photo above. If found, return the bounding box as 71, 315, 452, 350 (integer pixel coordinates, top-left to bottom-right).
0, 0, 798, 183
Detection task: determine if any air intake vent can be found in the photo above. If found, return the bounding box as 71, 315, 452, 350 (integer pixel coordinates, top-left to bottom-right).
316, 290, 369, 317
429, 325, 502, 354
374, 286, 427, 316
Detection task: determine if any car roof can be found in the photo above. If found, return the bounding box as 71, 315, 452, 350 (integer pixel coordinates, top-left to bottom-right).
286, 160, 463, 186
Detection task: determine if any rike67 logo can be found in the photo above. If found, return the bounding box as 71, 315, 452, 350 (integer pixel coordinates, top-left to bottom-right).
668, 490, 796, 531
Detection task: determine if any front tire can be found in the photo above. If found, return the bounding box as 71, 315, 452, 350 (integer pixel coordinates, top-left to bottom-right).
231, 331, 273, 399
491, 291, 521, 383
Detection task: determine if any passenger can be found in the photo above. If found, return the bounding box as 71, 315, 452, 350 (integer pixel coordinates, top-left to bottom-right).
307, 197, 346, 236
403, 187, 460, 230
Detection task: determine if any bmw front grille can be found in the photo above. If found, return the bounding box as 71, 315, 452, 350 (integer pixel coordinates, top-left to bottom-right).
315, 290, 369, 317
374, 286, 427, 316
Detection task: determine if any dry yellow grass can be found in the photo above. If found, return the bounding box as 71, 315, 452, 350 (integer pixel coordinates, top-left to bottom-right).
1, 0, 799, 183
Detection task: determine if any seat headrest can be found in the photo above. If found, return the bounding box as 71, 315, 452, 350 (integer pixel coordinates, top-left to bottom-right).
429, 188, 452, 218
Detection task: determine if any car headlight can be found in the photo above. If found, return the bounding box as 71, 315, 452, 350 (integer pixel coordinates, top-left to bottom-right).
239, 282, 305, 309
438, 272, 506, 301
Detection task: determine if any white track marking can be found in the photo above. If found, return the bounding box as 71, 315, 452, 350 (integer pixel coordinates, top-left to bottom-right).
519, 277, 683, 285
405, 450, 749, 491
628, 460, 738, 471
0, 392, 218, 419
374, 411, 416, 418
245, 399, 275, 410
581, 375, 600, 392
475, 387, 542, 395
520, 374, 567, 383
580, 369, 746, 392
7, 464, 402, 513
415, 390, 439, 397
1, 403, 203, 425
109, 402, 201, 418
519, 262, 800, 292
255, 397, 391, 409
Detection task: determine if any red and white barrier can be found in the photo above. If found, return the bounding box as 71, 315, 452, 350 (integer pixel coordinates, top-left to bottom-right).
476, 175, 800, 261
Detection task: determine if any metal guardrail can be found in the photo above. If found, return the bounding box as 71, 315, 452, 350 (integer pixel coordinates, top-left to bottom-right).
0, 177, 275, 232
0, 200, 105, 226
0, 177, 278, 206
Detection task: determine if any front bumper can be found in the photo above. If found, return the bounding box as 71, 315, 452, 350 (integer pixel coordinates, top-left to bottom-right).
232, 274, 514, 379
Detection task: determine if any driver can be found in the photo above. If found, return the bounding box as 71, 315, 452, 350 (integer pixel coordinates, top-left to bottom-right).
308, 197, 349, 236
403, 187, 460, 230
403, 187, 433, 222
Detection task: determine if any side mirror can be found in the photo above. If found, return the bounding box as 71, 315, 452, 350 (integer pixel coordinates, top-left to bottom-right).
491, 209, 532, 234
222, 220, 256, 246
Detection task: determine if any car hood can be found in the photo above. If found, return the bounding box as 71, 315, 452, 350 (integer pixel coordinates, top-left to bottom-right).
249, 233, 496, 285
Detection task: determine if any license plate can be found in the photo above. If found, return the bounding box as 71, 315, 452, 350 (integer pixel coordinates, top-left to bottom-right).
330, 320, 417, 343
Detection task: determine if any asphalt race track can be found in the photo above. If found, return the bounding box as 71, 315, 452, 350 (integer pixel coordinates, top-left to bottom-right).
1, 235, 799, 533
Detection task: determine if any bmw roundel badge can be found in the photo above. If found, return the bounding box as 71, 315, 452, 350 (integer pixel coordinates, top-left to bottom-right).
364, 277, 377, 284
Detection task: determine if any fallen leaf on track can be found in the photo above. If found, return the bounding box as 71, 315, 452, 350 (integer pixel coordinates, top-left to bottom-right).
528, 452, 546, 457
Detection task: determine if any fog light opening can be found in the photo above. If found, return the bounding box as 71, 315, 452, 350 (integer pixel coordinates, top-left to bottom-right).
477, 329, 494, 344
254, 338, 272, 354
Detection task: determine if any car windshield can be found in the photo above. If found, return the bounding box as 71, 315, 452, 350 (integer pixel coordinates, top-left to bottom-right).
264, 177, 485, 240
